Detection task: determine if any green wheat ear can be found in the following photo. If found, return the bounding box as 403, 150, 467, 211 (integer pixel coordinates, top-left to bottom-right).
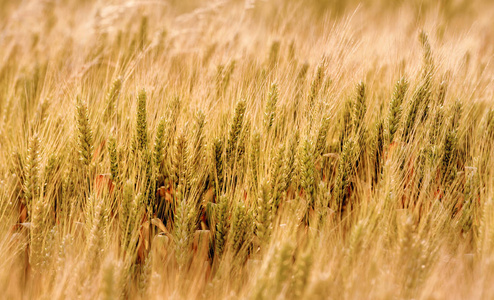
191, 110, 206, 174
307, 62, 324, 113
235, 119, 250, 173
419, 30, 433, 76
273, 241, 295, 295
76, 97, 93, 168
290, 249, 313, 299
133, 89, 148, 153
213, 137, 225, 194
403, 33, 434, 142
255, 180, 272, 245
429, 105, 444, 145
371, 119, 385, 186
339, 98, 353, 150
315, 114, 331, 156
226, 99, 246, 167
143, 149, 155, 220
86, 194, 106, 272
460, 170, 480, 232
120, 180, 136, 251
353, 81, 366, 132
437, 80, 447, 106
230, 201, 252, 258
173, 195, 195, 268
402, 77, 432, 142
172, 130, 188, 190
250, 130, 261, 190
298, 138, 316, 211
283, 130, 299, 192
334, 138, 356, 212
264, 83, 278, 133
270, 143, 286, 212
104, 77, 123, 122
214, 195, 229, 258
387, 78, 408, 143
438, 100, 463, 186
450, 99, 462, 131
30, 194, 49, 271
442, 129, 457, 185
43, 153, 61, 197
107, 135, 119, 183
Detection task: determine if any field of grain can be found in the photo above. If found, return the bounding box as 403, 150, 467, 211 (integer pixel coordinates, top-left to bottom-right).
1, 0, 494, 299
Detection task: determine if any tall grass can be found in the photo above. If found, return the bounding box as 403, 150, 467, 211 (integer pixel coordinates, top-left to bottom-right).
1, 0, 494, 299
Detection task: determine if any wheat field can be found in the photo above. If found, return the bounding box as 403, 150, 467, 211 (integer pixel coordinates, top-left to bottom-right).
1, 0, 494, 299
